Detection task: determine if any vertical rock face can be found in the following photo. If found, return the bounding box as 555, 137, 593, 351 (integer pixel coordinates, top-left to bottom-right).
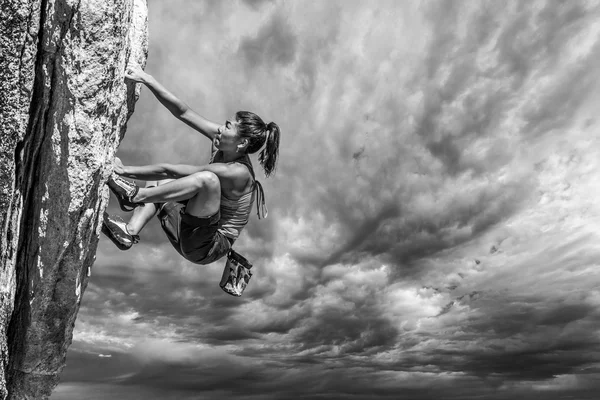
0, 0, 148, 398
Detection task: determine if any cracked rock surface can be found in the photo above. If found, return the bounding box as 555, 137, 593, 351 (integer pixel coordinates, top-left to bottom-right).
0, 1, 148, 398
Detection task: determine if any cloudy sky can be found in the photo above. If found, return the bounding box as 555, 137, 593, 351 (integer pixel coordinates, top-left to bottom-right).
52, 0, 600, 399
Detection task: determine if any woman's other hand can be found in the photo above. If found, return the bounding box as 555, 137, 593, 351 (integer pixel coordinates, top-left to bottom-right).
125, 62, 148, 83
113, 157, 126, 175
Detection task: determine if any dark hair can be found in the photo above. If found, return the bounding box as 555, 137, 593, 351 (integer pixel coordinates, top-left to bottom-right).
235, 111, 280, 177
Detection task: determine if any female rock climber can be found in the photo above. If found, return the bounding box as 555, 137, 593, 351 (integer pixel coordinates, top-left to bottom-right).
101, 64, 280, 265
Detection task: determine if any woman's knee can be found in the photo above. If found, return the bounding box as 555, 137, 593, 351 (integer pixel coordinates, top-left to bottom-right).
191, 171, 220, 192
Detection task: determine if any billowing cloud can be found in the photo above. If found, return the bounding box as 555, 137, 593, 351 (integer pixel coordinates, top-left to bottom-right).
239, 12, 298, 68
54, 1, 600, 399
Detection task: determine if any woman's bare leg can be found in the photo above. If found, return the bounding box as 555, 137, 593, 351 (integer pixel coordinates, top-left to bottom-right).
131, 172, 221, 218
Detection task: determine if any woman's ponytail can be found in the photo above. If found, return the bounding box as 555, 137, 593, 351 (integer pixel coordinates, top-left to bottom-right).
235, 111, 280, 177
258, 121, 280, 177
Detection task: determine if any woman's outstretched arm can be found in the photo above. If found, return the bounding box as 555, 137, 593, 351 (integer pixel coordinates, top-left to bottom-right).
125, 64, 220, 141
114, 158, 246, 184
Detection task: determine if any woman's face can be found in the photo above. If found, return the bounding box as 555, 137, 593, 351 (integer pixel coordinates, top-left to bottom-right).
215, 118, 244, 151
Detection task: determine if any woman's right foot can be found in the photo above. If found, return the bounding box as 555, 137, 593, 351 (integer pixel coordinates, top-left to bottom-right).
101, 212, 139, 250
107, 173, 143, 211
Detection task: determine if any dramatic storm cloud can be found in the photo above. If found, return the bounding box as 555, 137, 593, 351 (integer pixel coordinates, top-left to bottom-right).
54, 1, 600, 399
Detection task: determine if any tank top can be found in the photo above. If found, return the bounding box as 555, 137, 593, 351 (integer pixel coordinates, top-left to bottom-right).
210, 148, 267, 242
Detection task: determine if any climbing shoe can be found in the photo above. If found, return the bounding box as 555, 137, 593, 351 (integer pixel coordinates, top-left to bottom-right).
101, 212, 139, 250
107, 173, 143, 211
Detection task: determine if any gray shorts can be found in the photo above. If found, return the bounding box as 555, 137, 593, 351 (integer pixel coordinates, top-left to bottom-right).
157, 201, 232, 265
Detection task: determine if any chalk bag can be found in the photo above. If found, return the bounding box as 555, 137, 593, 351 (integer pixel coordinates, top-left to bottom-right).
219, 249, 253, 297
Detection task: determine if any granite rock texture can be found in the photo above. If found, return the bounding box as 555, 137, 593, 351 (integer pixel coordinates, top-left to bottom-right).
0, 0, 148, 398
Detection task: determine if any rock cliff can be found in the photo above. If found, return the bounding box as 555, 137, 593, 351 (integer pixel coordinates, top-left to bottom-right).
0, 0, 148, 398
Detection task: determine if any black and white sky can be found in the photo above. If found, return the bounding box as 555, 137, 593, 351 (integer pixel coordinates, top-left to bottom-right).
53, 0, 600, 399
